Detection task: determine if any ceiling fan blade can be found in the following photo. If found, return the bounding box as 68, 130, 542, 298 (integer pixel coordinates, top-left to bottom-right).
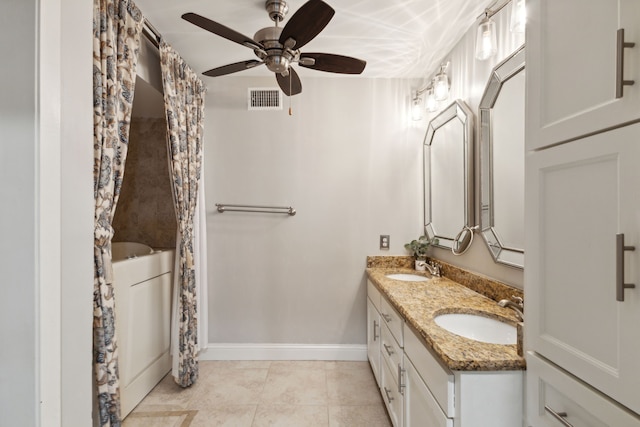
203, 60, 264, 77
279, 0, 335, 50
298, 53, 366, 74
276, 67, 302, 96
182, 12, 263, 51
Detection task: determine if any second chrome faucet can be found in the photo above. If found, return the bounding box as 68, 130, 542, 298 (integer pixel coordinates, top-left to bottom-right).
498, 296, 524, 321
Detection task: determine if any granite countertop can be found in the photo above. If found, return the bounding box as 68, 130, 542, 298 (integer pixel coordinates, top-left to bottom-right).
366, 267, 526, 371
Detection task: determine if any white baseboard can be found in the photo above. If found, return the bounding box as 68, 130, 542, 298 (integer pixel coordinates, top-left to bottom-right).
199, 343, 368, 361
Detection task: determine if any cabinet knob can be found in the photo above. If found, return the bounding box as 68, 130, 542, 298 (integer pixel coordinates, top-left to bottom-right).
616, 29, 636, 99
616, 233, 636, 301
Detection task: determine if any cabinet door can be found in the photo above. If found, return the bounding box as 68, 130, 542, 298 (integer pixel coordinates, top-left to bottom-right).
405, 357, 453, 427
367, 298, 381, 386
527, 0, 640, 150
525, 122, 640, 413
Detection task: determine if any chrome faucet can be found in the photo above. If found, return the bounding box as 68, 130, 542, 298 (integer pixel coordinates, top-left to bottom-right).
498, 296, 524, 321
417, 260, 442, 277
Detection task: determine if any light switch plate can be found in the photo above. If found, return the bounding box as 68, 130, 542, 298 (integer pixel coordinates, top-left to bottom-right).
380, 235, 390, 250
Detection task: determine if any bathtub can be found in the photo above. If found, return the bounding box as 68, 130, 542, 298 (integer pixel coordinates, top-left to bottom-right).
112, 242, 175, 418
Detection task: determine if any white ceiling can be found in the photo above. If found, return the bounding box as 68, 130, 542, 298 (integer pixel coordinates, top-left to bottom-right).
134, 0, 489, 79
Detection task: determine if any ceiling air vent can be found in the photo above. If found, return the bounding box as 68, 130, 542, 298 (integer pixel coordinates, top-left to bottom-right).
248, 88, 283, 111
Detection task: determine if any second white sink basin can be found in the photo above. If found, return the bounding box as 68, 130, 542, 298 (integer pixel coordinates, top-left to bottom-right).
434, 313, 516, 345
385, 273, 430, 282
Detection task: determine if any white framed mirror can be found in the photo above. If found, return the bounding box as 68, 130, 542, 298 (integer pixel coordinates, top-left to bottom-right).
479, 45, 525, 268
424, 100, 475, 253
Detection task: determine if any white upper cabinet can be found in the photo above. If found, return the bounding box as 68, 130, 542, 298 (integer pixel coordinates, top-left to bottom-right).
526, 0, 640, 150
525, 122, 640, 415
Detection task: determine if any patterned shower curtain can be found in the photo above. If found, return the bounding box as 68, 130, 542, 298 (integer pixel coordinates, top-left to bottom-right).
93, 0, 143, 425
159, 41, 206, 388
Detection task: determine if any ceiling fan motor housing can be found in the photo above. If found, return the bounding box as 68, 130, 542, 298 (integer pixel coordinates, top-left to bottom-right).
254, 26, 296, 74
266, 0, 289, 22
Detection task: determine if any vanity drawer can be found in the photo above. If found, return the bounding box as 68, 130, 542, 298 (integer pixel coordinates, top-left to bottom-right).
381, 351, 404, 427
380, 322, 403, 384
367, 280, 381, 311
527, 352, 640, 427
405, 325, 454, 417
380, 296, 403, 347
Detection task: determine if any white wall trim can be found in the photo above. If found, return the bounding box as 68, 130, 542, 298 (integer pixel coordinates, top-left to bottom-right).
200, 343, 368, 361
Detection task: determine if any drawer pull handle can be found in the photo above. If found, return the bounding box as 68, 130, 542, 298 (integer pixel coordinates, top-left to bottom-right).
616, 29, 635, 98
382, 313, 392, 322
373, 320, 379, 341
544, 406, 574, 427
383, 343, 395, 356
616, 233, 636, 301
383, 387, 394, 403
398, 364, 406, 395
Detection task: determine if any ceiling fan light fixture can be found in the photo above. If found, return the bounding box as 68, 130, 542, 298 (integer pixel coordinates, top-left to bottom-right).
265, 55, 291, 73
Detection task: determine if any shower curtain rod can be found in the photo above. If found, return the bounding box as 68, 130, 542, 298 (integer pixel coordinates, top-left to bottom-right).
142, 18, 161, 49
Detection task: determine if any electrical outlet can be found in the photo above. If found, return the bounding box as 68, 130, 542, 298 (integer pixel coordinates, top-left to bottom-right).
380, 235, 390, 250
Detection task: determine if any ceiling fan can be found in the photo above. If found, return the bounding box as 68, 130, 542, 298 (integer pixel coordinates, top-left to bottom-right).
182, 0, 367, 96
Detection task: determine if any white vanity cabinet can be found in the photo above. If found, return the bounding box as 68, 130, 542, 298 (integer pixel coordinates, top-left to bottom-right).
366, 280, 523, 427
526, 0, 640, 151
367, 280, 382, 385
526, 0, 640, 421
405, 326, 522, 427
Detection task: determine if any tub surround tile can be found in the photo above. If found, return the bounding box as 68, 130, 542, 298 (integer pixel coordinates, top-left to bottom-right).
113, 117, 177, 249
366, 260, 525, 371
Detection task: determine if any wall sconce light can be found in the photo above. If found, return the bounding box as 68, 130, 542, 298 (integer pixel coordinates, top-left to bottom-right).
411, 93, 424, 121
433, 63, 450, 101
475, 10, 497, 61
425, 85, 437, 112
510, 0, 526, 33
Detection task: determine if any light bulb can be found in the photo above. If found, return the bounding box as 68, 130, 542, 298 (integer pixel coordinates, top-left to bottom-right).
475, 16, 497, 60
411, 96, 423, 121
433, 72, 449, 101
510, 0, 526, 33
425, 87, 437, 112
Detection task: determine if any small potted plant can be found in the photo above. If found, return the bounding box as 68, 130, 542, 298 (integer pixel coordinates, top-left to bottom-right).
404, 235, 436, 271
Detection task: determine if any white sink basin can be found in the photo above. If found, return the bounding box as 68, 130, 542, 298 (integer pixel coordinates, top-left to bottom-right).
434, 313, 516, 345
385, 273, 430, 282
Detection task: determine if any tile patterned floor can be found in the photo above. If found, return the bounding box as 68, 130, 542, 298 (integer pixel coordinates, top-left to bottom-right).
123, 361, 392, 427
